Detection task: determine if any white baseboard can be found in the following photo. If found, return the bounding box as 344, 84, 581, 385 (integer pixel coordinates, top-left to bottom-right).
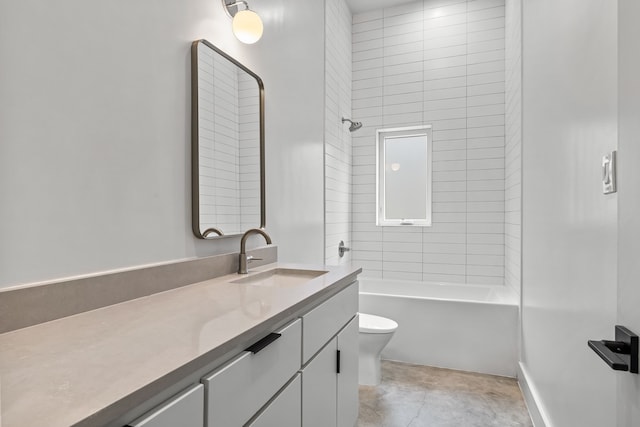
517, 362, 553, 427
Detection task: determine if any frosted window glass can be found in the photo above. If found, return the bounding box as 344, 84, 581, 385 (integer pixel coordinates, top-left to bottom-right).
376, 126, 432, 226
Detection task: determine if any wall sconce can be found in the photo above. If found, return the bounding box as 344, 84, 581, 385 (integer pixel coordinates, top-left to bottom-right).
222, 0, 263, 44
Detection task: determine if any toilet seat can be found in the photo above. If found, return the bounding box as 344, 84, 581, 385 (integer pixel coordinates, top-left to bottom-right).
359, 313, 398, 334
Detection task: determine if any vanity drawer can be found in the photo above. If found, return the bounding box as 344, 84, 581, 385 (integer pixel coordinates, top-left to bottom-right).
128, 384, 204, 427
202, 318, 301, 427
302, 282, 358, 363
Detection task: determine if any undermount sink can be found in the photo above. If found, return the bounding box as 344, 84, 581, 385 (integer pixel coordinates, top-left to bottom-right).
231, 268, 328, 288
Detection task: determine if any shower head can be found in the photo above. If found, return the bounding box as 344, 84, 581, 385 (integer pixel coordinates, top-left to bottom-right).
342, 117, 363, 132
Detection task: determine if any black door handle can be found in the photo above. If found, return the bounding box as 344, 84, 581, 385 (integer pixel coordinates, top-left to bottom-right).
588, 325, 638, 374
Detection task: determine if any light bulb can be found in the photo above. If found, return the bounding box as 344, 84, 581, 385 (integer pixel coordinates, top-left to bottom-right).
391, 163, 401, 171
232, 9, 263, 44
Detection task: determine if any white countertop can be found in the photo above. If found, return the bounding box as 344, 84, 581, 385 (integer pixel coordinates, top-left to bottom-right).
0, 262, 361, 427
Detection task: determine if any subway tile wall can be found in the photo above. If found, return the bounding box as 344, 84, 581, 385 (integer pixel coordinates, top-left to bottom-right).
325, 0, 353, 265
505, 0, 521, 295
351, 0, 506, 285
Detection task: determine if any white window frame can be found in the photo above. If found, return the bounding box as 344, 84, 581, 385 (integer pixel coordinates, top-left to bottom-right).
376, 125, 433, 227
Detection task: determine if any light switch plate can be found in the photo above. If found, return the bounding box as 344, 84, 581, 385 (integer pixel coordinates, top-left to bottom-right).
602, 151, 617, 194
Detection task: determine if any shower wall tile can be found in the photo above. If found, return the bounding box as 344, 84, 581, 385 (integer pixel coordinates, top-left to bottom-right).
504, 0, 521, 296
325, 0, 353, 265
352, 0, 506, 286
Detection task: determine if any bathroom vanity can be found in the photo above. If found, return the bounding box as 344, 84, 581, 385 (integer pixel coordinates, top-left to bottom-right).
0, 260, 361, 427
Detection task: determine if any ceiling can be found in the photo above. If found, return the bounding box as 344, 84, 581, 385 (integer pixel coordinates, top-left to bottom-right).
345, 0, 417, 14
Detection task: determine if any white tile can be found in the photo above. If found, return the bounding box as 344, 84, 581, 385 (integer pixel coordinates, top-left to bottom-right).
353, 19, 383, 34
353, 28, 384, 44
467, 244, 504, 255
468, 106, 506, 121
467, 212, 505, 223
467, 158, 504, 170
384, 71, 424, 86
383, 251, 423, 263
467, 222, 504, 233
433, 159, 466, 171
422, 253, 466, 264
467, 254, 505, 266
424, 45, 467, 61
353, 38, 384, 53
433, 149, 466, 161
353, 9, 383, 24
467, 49, 505, 65
467, 146, 505, 159
467, 0, 505, 12
467, 17, 505, 33
423, 273, 467, 284
467, 179, 505, 191
467, 201, 505, 212
467, 6, 505, 23
433, 170, 467, 181
467, 265, 504, 277
424, 55, 467, 70
422, 243, 464, 255
432, 201, 467, 213
384, 21, 424, 37
467, 234, 503, 244
383, 261, 422, 273
468, 60, 505, 76
424, 65, 467, 81
424, 2, 466, 19
426, 87, 467, 101
423, 263, 466, 275
383, 231, 423, 243
468, 38, 505, 54
423, 233, 466, 244
466, 275, 503, 285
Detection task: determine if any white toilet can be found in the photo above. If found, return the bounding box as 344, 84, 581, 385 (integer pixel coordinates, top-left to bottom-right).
358, 312, 398, 386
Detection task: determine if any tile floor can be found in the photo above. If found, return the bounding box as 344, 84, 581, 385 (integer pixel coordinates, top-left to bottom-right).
358, 361, 533, 427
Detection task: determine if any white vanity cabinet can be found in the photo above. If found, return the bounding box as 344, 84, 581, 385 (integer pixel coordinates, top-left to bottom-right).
127, 384, 204, 427
124, 281, 359, 427
301, 284, 359, 427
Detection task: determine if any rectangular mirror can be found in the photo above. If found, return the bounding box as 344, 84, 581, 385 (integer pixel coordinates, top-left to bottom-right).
191, 39, 265, 239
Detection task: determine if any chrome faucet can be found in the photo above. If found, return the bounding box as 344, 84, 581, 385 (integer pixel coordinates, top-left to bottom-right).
239, 228, 272, 274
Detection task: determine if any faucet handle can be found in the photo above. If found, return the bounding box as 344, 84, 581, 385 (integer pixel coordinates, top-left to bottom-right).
247, 255, 263, 263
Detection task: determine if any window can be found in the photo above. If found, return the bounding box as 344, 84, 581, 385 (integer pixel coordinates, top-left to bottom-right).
376, 125, 432, 226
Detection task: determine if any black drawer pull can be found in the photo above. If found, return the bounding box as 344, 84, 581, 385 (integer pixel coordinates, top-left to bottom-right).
245, 332, 282, 354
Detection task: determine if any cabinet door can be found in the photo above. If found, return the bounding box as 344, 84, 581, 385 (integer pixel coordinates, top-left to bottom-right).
302, 282, 358, 363
337, 315, 359, 427
127, 384, 204, 427
247, 374, 301, 427
302, 338, 337, 427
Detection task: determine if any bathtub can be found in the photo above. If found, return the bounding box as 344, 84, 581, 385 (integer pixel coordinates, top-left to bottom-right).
359, 278, 519, 377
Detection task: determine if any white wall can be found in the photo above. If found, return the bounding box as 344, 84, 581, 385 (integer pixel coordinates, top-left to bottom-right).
521, 1, 618, 426
325, 0, 353, 265
0, 0, 326, 289
504, 0, 521, 297
351, 0, 507, 285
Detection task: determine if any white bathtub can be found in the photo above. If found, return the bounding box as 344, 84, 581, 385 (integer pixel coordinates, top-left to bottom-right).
359, 278, 519, 377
